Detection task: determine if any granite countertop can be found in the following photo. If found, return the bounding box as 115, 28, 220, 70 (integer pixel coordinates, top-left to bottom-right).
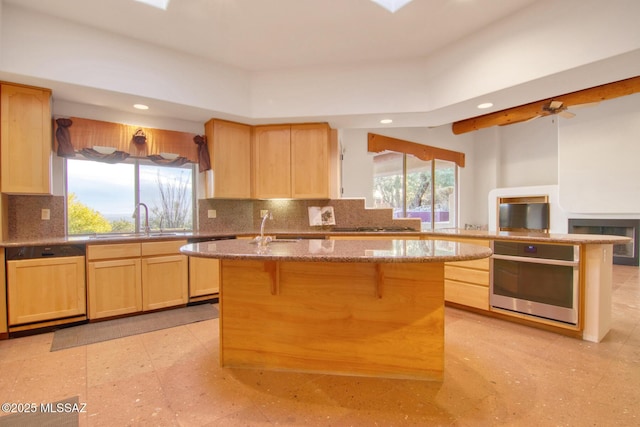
0, 228, 631, 247
180, 238, 493, 263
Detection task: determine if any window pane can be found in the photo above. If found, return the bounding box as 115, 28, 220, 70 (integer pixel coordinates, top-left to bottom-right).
67, 159, 135, 234
139, 163, 193, 231
373, 152, 404, 217
434, 159, 456, 229
406, 155, 432, 225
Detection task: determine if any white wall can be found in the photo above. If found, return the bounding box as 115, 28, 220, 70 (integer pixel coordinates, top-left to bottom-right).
558, 93, 640, 216
340, 92, 640, 229
340, 126, 477, 226
499, 115, 559, 188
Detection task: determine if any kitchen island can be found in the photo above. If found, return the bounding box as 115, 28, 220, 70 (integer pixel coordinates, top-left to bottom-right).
181, 238, 492, 381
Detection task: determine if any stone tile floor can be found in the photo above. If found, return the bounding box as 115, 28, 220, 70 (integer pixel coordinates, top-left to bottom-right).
0, 265, 638, 426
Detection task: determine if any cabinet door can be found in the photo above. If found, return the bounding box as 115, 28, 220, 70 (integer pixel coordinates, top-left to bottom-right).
87, 258, 142, 319
206, 119, 252, 198
1, 84, 52, 194
7, 256, 86, 325
0, 250, 5, 334
141, 254, 188, 311
189, 256, 220, 298
253, 124, 291, 198
290, 123, 329, 199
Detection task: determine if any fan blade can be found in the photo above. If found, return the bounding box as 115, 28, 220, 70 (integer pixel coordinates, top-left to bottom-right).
549, 100, 564, 110
499, 115, 541, 126
570, 101, 600, 109
559, 110, 576, 119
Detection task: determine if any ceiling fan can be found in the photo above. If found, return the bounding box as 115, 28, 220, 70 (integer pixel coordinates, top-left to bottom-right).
451, 75, 640, 134
543, 100, 576, 118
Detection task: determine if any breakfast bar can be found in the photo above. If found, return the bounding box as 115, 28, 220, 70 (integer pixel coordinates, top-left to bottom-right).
181, 238, 492, 381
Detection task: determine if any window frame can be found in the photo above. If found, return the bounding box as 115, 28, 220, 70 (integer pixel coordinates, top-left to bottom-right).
64, 156, 197, 236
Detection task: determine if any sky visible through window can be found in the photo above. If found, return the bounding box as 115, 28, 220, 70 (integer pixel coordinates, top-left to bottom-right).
67, 158, 193, 233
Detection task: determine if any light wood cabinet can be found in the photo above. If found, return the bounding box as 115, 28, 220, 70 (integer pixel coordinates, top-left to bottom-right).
423, 237, 491, 310
0, 250, 6, 336
205, 119, 252, 198
253, 123, 331, 199
87, 243, 142, 319
7, 256, 86, 326
253, 125, 291, 198
1, 83, 52, 194
141, 240, 188, 311
87, 257, 142, 319
87, 240, 188, 319
291, 124, 330, 199
189, 256, 220, 300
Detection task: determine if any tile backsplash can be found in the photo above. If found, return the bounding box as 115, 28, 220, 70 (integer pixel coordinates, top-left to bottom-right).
7, 195, 65, 240
5, 196, 421, 241
198, 198, 421, 233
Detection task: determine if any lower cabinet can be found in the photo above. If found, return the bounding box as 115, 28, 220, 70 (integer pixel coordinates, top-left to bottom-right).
188, 256, 220, 301
142, 254, 188, 311
6, 255, 86, 326
87, 240, 188, 320
0, 250, 6, 336
423, 237, 491, 310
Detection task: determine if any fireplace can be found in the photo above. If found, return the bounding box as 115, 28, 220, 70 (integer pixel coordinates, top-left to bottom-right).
568, 219, 640, 266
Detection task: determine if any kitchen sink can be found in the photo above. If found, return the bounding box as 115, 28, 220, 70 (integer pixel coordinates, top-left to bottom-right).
89, 232, 180, 239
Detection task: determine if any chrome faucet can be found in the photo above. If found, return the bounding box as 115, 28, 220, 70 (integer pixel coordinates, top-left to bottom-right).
258, 210, 273, 246
136, 202, 150, 235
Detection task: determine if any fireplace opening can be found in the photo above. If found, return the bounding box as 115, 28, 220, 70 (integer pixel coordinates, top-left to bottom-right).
568, 219, 639, 266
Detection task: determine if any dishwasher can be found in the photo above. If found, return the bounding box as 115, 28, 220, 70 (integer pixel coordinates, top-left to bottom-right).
6, 245, 87, 329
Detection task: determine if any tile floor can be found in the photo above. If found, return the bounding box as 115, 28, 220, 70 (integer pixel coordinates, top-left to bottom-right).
0, 265, 638, 426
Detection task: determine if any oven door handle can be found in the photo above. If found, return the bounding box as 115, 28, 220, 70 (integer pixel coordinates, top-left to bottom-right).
491, 254, 579, 267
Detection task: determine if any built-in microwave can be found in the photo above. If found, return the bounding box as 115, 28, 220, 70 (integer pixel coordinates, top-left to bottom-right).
490, 241, 580, 325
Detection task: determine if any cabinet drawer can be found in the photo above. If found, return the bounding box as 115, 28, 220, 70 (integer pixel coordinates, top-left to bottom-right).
87, 243, 141, 260
444, 265, 489, 286
448, 257, 489, 270
445, 280, 489, 310
141, 240, 187, 257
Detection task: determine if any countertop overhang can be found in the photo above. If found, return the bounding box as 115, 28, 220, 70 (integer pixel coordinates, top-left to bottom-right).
180, 238, 493, 263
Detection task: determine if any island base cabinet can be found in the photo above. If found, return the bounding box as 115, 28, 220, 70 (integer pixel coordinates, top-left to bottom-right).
87, 258, 142, 319
142, 254, 188, 311
220, 260, 445, 381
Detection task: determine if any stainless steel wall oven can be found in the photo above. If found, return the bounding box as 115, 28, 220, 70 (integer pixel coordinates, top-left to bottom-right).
490, 241, 580, 325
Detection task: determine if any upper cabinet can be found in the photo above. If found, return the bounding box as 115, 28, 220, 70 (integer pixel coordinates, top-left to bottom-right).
253, 123, 331, 199
205, 119, 252, 198
1, 83, 52, 194
253, 124, 292, 198
291, 124, 331, 199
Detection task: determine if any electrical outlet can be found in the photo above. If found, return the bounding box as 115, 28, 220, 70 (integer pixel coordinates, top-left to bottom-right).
260, 210, 269, 217
207, 209, 217, 219
41, 208, 50, 220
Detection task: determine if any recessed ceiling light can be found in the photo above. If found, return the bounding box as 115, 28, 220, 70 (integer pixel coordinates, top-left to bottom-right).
133, 104, 149, 110
134, 0, 170, 10
370, 0, 413, 13
380, 119, 393, 124
477, 102, 493, 109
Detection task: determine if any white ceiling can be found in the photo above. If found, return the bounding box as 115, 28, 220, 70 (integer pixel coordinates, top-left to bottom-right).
2, 0, 639, 130
6, 0, 537, 71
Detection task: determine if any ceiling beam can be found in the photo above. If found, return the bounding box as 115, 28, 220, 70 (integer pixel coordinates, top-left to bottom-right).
451, 76, 640, 135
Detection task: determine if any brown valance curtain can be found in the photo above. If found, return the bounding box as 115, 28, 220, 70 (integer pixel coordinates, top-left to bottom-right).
55, 118, 75, 157
146, 155, 190, 167
53, 117, 200, 164
193, 135, 211, 172
80, 148, 130, 164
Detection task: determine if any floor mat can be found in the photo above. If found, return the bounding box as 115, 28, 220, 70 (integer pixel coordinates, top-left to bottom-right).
0, 396, 80, 427
50, 303, 218, 352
